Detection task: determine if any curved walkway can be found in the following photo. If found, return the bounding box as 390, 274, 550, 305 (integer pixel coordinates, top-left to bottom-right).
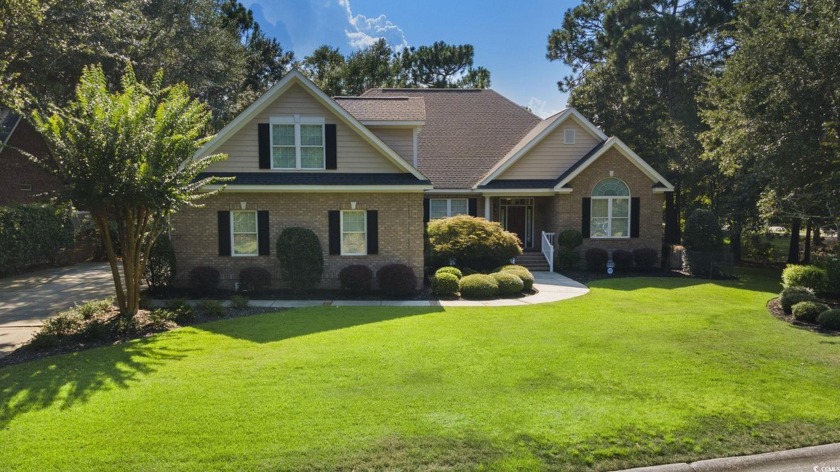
182, 271, 590, 309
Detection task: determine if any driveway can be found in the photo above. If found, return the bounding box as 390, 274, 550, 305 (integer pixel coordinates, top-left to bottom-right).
0, 262, 114, 356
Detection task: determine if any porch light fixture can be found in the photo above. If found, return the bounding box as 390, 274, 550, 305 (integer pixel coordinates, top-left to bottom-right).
239, 201, 247, 210
350, 201, 357, 209
609, 170, 614, 177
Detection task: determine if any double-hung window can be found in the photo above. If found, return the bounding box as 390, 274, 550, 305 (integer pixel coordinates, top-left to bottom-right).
429, 198, 468, 219
231, 210, 259, 256
270, 116, 325, 169
341, 210, 367, 255
590, 178, 630, 238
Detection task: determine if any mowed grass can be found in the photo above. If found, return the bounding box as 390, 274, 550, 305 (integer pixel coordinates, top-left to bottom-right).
1, 268, 839, 471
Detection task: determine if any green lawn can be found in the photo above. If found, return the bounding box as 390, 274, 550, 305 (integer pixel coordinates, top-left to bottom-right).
1, 268, 839, 471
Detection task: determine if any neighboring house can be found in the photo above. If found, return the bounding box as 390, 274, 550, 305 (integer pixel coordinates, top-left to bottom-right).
172, 70, 673, 289
0, 109, 63, 205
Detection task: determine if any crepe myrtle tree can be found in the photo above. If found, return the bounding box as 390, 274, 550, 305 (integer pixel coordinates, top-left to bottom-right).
32, 64, 229, 317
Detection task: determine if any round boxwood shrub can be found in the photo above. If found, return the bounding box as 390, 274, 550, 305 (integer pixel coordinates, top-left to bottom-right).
431, 272, 460, 296
376, 263, 417, 297
633, 247, 659, 270
427, 215, 522, 272
782, 264, 828, 294
493, 271, 524, 295
459, 274, 499, 299
435, 266, 462, 279
461, 267, 479, 276
276, 227, 324, 291
239, 267, 271, 291
497, 265, 535, 291
556, 229, 583, 249
817, 309, 840, 330
779, 286, 817, 313
144, 232, 176, 292
585, 247, 609, 272
612, 249, 634, 271
339, 264, 373, 294
555, 246, 580, 270
791, 301, 830, 323
188, 266, 220, 294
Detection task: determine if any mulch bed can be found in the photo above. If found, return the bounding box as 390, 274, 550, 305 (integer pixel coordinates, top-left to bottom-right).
766, 297, 839, 335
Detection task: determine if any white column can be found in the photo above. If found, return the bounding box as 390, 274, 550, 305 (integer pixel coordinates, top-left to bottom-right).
484, 196, 491, 221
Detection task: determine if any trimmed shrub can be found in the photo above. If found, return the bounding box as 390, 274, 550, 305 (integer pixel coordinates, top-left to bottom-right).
585, 247, 609, 272
77, 298, 112, 320
0, 204, 75, 274
782, 264, 828, 294
461, 267, 479, 276
432, 272, 460, 296
239, 267, 271, 292
683, 209, 724, 252
376, 263, 417, 297
633, 247, 659, 270
197, 299, 225, 318
435, 266, 463, 279
144, 232, 176, 292
459, 274, 499, 299
229, 295, 249, 310
817, 309, 840, 330
427, 215, 522, 272
493, 271, 524, 295
612, 249, 634, 271
339, 264, 374, 294
555, 246, 581, 270
80, 319, 111, 342
498, 265, 535, 291
276, 227, 324, 290
148, 309, 176, 330
812, 255, 840, 296
41, 311, 84, 337
791, 301, 830, 323
188, 266, 220, 294
556, 229, 583, 249
779, 286, 817, 313
165, 299, 196, 325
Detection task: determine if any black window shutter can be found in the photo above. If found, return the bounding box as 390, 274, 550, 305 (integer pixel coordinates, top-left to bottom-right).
328, 210, 340, 255
218, 211, 231, 256
423, 198, 430, 223
630, 197, 640, 238
258, 123, 270, 169
325, 124, 337, 169
468, 198, 478, 217
367, 210, 379, 255
257, 210, 270, 255
581, 197, 591, 238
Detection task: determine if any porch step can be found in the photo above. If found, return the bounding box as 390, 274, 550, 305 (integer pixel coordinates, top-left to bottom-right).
515, 253, 551, 272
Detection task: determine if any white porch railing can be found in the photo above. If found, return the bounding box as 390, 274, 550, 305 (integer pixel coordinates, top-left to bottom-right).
541, 231, 555, 273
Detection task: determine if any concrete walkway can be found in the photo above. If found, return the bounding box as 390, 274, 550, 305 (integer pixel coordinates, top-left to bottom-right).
619, 442, 840, 472
0, 262, 114, 355
159, 271, 590, 309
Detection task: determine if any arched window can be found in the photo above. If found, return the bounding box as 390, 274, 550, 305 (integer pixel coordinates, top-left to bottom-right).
590, 178, 630, 238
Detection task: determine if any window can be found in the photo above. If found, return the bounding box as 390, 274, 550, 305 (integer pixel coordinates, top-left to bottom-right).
270, 116, 325, 169
590, 178, 630, 238
429, 198, 469, 219
564, 128, 576, 144
231, 211, 258, 256
341, 210, 367, 255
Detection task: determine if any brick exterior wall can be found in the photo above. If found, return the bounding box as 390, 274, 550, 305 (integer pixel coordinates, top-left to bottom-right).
551, 148, 664, 258
0, 119, 63, 205
170, 192, 425, 290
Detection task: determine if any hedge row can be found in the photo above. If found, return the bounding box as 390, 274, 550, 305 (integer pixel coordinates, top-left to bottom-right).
0, 204, 74, 274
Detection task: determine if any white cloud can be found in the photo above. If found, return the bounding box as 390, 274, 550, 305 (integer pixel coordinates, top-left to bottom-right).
527, 97, 564, 119
338, 0, 409, 50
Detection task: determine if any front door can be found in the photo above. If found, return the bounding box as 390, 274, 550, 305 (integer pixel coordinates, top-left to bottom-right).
506, 206, 527, 248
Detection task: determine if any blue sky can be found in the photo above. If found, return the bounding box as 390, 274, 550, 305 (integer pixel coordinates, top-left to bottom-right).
242, 0, 577, 118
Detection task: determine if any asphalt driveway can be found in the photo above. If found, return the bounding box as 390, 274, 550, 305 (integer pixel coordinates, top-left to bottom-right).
0, 262, 114, 356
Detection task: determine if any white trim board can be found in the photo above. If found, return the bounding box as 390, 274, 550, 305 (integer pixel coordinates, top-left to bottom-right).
552, 137, 674, 191
193, 70, 429, 182
203, 184, 432, 193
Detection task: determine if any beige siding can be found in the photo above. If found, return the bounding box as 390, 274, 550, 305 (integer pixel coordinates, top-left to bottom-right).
367, 126, 415, 163
497, 118, 601, 179
205, 83, 403, 173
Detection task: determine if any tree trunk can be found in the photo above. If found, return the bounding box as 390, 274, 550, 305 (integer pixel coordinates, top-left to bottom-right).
665, 191, 677, 244
788, 218, 801, 264
93, 213, 127, 314
730, 222, 742, 263
813, 223, 821, 249
803, 219, 812, 264
674, 183, 682, 243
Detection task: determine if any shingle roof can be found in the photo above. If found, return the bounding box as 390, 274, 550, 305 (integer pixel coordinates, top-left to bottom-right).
360, 88, 541, 189
333, 96, 426, 122
196, 172, 430, 186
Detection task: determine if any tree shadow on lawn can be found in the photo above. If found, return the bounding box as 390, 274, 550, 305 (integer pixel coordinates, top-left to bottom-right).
0, 338, 194, 428
195, 305, 445, 344
584, 269, 780, 293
